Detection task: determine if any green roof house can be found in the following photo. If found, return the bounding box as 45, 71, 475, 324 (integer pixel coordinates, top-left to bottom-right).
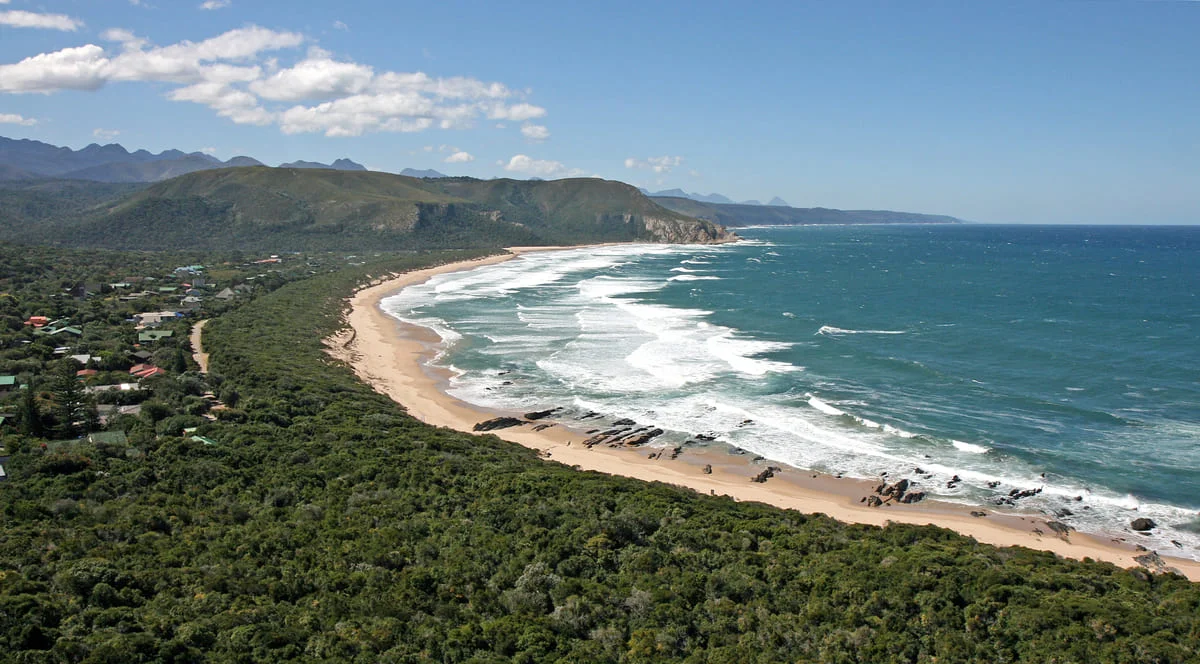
138, 330, 175, 343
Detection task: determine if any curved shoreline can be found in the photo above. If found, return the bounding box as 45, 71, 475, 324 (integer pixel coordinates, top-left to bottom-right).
328, 246, 1200, 581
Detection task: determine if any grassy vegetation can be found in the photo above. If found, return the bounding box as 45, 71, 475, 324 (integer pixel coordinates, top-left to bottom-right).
2, 246, 1197, 663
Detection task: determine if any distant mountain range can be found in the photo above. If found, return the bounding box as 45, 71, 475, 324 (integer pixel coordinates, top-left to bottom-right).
279, 158, 366, 171
638, 188, 790, 207
400, 168, 449, 179
0, 136, 375, 184
651, 196, 963, 227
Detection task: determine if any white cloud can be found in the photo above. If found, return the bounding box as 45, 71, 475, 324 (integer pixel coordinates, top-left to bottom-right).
0, 25, 547, 138
0, 113, 36, 125
250, 49, 373, 102
487, 102, 545, 121
444, 151, 474, 164
102, 28, 149, 50
200, 146, 217, 154
502, 154, 585, 179
0, 10, 83, 31
93, 128, 120, 140
521, 123, 549, 141
200, 0, 231, 9
0, 26, 300, 93
625, 155, 684, 174
333, 20, 349, 31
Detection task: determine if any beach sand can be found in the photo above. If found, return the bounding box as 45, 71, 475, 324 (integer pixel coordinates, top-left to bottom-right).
328, 247, 1200, 582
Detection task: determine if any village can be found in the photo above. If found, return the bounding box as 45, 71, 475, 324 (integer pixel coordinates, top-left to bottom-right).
0, 249, 343, 482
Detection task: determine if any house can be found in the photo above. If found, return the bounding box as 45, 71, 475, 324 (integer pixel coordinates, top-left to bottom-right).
76, 369, 99, 379
49, 327, 82, 337
88, 431, 128, 446
129, 350, 153, 362
138, 330, 175, 343
214, 287, 236, 301
0, 376, 15, 395
134, 367, 167, 379
128, 363, 154, 375
134, 311, 180, 328
23, 315, 49, 327
86, 383, 140, 394
69, 354, 100, 366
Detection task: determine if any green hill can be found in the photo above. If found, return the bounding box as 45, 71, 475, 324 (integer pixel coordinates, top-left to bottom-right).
3, 168, 733, 251
652, 196, 964, 226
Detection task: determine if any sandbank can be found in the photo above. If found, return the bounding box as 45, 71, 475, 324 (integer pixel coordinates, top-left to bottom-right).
328, 246, 1200, 581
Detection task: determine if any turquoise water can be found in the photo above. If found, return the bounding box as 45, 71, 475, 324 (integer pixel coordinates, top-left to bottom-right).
383, 225, 1200, 557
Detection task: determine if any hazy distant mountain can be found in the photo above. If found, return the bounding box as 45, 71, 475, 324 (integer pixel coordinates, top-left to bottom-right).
225, 156, 265, 167
652, 196, 964, 227
0, 136, 265, 183
400, 168, 449, 178
638, 187, 796, 206
279, 158, 367, 171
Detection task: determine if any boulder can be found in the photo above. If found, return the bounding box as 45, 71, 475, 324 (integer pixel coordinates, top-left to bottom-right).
751, 467, 778, 483
702, 464, 712, 475
524, 408, 559, 420
1131, 518, 1157, 532
473, 417, 524, 432
866, 495, 883, 508
620, 428, 664, 447
612, 418, 636, 426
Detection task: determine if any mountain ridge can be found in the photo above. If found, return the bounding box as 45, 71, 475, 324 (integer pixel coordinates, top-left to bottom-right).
652, 196, 964, 226
1, 167, 733, 251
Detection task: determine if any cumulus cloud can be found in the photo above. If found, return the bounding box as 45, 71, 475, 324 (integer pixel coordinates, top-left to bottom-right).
521, 123, 549, 141
250, 49, 373, 101
444, 151, 474, 164
0, 113, 36, 126
0, 10, 83, 31
199, 0, 231, 9
502, 154, 586, 179
93, 128, 120, 140
0, 25, 548, 139
625, 155, 684, 174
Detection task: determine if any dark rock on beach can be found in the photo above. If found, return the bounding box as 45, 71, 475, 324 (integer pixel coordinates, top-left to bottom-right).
1131, 518, 1157, 532
473, 417, 524, 432
524, 408, 560, 420
752, 466, 781, 483
612, 418, 636, 426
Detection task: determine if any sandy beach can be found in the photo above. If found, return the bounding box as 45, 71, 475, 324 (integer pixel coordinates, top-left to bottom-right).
328, 246, 1200, 581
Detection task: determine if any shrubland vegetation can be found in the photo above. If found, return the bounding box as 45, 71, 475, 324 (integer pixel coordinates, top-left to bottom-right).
0, 169, 729, 252
1, 245, 1197, 663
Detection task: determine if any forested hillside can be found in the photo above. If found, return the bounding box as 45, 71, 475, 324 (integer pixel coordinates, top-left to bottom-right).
0, 168, 733, 251
1, 247, 1196, 662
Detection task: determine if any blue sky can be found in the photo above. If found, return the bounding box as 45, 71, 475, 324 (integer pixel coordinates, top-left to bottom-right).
1, 1, 1198, 224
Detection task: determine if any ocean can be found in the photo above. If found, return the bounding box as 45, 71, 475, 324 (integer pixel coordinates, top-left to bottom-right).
382, 225, 1200, 558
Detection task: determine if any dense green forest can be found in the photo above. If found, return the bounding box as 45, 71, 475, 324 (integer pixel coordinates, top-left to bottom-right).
1, 245, 1197, 663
